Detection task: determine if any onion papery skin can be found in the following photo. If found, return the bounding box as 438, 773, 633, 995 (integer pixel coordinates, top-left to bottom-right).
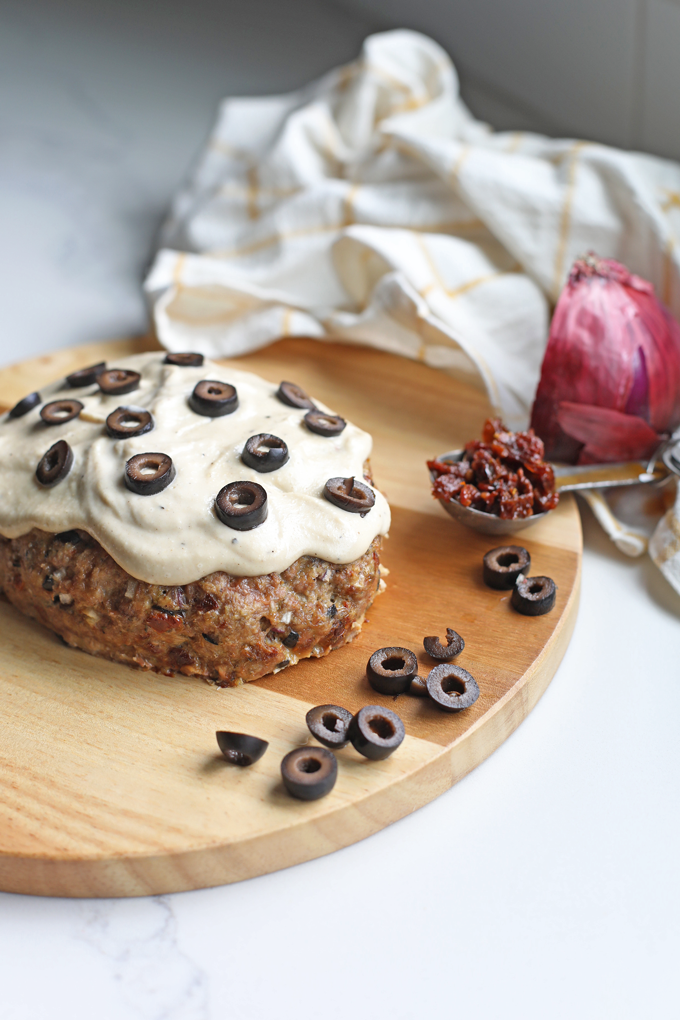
530, 254, 680, 463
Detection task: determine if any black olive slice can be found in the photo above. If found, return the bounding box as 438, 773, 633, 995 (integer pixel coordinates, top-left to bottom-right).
281, 746, 337, 800
423, 628, 465, 661
241, 433, 289, 472
276, 380, 315, 410
106, 406, 154, 439
367, 646, 418, 695
98, 369, 141, 396
282, 629, 299, 648
189, 379, 238, 417
215, 481, 268, 530
216, 731, 268, 766
426, 664, 480, 713
36, 440, 74, 487
483, 545, 531, 590
323, 476, 375, 516
8, 392, 41, 419
66, 361, 105, 388
40, 399, 84, 426
164, 352, 204, 367
348, 705, 405, 760
511, 574, 557, 616
306, 704, 353, 749
409, 675, 429, 697
125, 452, 175, 495
304, 410, 347, 437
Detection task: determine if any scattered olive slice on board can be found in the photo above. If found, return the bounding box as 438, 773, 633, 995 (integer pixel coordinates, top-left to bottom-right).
40, 399, 84, 426
8, 392, 41, 419
483, 545, 531, 590
216, 731, 268, 766
125, 452, 175, 496
511, 574, 557, 616
304, 410, 346, 437
215, 481, 268, 530
276, 380, 315, 409
367, 646, 418, 695
323, 476, 375, 516
241, 433, 289, 472
409, 675, 429, 697
426, 664, 480, 713
36, 440, 74, 487
190, 379, 238, 417
66, 361, 105, 387
281, 746, 338, 800
164, 352, 204, 367
106, 406, 154, 439
348, 705, 405, 760
98, 369, 141, 396
423, 628, 465, 661
306, 704, 353, 749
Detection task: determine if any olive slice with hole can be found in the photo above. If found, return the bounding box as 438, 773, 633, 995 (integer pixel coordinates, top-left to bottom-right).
281, 746, 338, 800
304, 410, 347, 437
426, 664, 480, 713
306, 704, 353, 749
189, 379, 238, 417
410, 675, 429, 697
8, 392, 41, 419
164, 352, 204, 367
483, 545, 531, 590
40, 399, 84, 426
216, 731, 268, 766
276, 380, 315, 410
125, 452, 175, 495
66, 361, 105, 388
241, 433, 289, 472
36, 440, 74, 487
215, 481, 268, 530
423, 628, 465, 661
511, 574, 557, 616
348, 705, 405, 760
367, 646, 418, 695
106, 406, 154, 439
323, 476, 375, 516
98, 369, 141, 396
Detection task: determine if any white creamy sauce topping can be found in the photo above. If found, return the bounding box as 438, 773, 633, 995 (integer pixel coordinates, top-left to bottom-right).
0, 353, 390, 584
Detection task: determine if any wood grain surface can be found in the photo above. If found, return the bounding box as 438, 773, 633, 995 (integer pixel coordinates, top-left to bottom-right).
0, 337, 581, 897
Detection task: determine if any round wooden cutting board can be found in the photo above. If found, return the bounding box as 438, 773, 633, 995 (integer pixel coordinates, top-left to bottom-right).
0, 336, 581, 897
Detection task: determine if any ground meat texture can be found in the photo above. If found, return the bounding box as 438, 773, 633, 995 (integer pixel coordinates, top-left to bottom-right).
0, 529, 383, 686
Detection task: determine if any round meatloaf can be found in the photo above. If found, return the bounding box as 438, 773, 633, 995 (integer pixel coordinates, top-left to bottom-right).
0, 529, 383, 685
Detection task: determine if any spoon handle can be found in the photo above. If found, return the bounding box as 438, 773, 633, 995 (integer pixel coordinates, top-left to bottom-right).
554, 459, 671, 492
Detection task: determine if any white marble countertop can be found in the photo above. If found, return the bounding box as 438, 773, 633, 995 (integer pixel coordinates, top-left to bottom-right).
1, 2, 678, 1017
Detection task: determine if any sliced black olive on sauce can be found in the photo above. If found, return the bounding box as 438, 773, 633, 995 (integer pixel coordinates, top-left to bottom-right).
164, 352, 204, 367
189, 379, 239, 417
304, 410, 347, 437
306, 704, 353, 749
98, 369, 141, 396
66, 361, 106, 388
276, 380, 315, 410
241, 433, 289, 472
366, 646, 418, 695
511, 575, 557, 616
106, 406, 154, 439
323, 476, 375, 516
125, 452, 175, 496
348, 705, 405, 760
423, 628, 465, 661
40, 399, 84, 426
216, 731, 269, 766
426, 664, 480, 713
8, 392, 41, 419
36, 440, 74, 487
215, 481, 268, 530
281, 746, 338, 800
483, 545, 531, 590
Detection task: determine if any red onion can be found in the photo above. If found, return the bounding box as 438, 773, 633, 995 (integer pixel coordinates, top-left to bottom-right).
530, 253, 680, 463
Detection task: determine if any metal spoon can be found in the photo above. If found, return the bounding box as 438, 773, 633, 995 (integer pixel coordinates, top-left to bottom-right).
430, 447, 676, 536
